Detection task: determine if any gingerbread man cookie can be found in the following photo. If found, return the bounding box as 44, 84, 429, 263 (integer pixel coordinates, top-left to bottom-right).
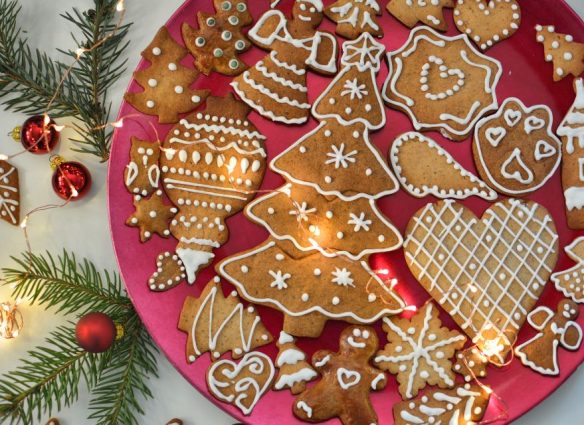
515, 300, 583, 376
473, 97, 562, 196
383, 26, 502, 141
293, 326, 387, 425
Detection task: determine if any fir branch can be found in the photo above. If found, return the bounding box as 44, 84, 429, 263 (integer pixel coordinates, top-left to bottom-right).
0, 0, 132, 161
0, 323, 100, 425
88, 313, 159, 425
0, 251, 159, 425
2, 250, 131, 317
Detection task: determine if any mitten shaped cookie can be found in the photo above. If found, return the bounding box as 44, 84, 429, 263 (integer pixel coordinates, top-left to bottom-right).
293, 326, 387, 425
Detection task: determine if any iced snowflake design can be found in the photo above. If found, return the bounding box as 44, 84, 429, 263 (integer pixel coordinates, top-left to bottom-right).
269, 270, 291, 290
289, 201, 316, 223
348, 212, 372, 232
374, 303, 466, 399
341, 78, 369, 100
325, 143, 358, 169
331, 268, 355, 287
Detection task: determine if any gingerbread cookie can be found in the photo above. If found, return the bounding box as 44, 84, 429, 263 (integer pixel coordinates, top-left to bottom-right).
245, 183, 403, 260
231, 1, 338, 124
126, 190, 177, 242
558, 78, 584, 229
124, 137, 161, 198
274, 331, 318, 394
178, 277, 273, 362
387, 0, 454, 32
218, 238, 406, 338
0, 159, 20, 226
454, 0, 521, 51
536, 25, 584, 82
124, 27, 209, 124
473, 97, 561, 196
383, 26, 502, 141
161, 94, 267, 283
325, 0, 383, 39
404, 199, 559, 362
272, 33, 399, 201
552, 237, 584, 303
182, 0, 253, 76
207, 351, 275, 415
515, 300, 583, 376
148, 252, 186, 292
454, 347, 489, 382
390, 132, 497, 201
374, 303, 466, 399
393, 384, 491, 425
293, 326, 387, 425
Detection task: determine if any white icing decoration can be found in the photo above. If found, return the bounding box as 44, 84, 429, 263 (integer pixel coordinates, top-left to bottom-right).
390, 132, 496, 201
374, 304, 466, 399
325, 143, 358, 169
207, 352, 275, 415
384, 27, 502, 138
336, 368, 361, 389
474, 97, 562, 195
176, 248, 214, 283
332, 267, 355, 287
314, 354, 331, 368
269, 269, 291, 290
500, 148, 534, 184
0, 163, 19, 224
558, 78, 584, 155
296, 401, 313, 418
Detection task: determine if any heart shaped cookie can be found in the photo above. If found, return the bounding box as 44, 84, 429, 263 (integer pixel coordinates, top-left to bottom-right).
454, 0, 521, 51
404, 199, 559, 361
207, 351, 275, 415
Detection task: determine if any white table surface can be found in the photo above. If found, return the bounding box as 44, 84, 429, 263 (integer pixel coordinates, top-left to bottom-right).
0, 1, 582, 424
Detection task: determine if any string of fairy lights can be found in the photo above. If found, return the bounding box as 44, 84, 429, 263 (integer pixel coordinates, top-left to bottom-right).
0, 0, 512, 422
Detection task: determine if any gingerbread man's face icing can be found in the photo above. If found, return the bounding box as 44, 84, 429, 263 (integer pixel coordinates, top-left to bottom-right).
560, 299, 579, 321
340, 326, 378, 358
293, 0, 324, 27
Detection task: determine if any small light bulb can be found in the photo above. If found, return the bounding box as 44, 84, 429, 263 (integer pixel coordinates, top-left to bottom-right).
0, 154, 8, 161
116, 0, 125, 12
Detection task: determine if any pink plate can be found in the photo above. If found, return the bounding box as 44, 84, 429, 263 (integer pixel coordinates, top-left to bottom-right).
108, 1, 584, 423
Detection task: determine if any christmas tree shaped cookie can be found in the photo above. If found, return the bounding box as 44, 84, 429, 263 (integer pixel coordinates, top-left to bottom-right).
325, 0, 383, 39
178, 277, 273, 362
536, 25, 584, 81
552, 237, 584, 303
125, 27, 209, 124
182, 0, 253, 76
161, 94, 267, 283
272, 33, 399, 200
218, 238, 406, 338
0, 159, 20, 226
274, 332, 318, 394
246, 183, 402, 260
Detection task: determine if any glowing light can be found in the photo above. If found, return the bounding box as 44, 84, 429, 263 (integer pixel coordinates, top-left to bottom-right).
116, 0, 125, 12
404, 305, 418, 312
75, 48, 87, 58
71, 188, 79, 198
111, 119, 124, 128
53, 125, 66, 132
0, 301, 23, 340
43, 114, 51, 126
390, 278, 398, 289
19, 216, 28, 229
377, 268, 390, 276
0, 154, 8, 161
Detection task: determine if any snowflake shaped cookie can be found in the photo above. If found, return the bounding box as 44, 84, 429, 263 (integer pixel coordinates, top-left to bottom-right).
374, 302, 466, 399
383, 26, 501, 141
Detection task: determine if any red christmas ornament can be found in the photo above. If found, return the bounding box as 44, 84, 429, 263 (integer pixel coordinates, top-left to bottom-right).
19, 115, 60, 154
75, 312, 117, 353
50, 156, 92, 200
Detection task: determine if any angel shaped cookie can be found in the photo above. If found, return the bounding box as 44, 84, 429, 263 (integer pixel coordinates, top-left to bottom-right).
515, 300, 583, 376
231, 0, 337, 124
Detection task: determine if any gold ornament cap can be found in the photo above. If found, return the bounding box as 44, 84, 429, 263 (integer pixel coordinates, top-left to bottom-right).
49, 155, 65, 170
115, 323, 125, 340
11, 126, 21, 142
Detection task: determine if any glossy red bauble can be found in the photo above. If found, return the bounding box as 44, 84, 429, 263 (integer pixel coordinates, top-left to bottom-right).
20, 115, 60, 154
51, 161, 92, 200
75, 312, 116, 353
